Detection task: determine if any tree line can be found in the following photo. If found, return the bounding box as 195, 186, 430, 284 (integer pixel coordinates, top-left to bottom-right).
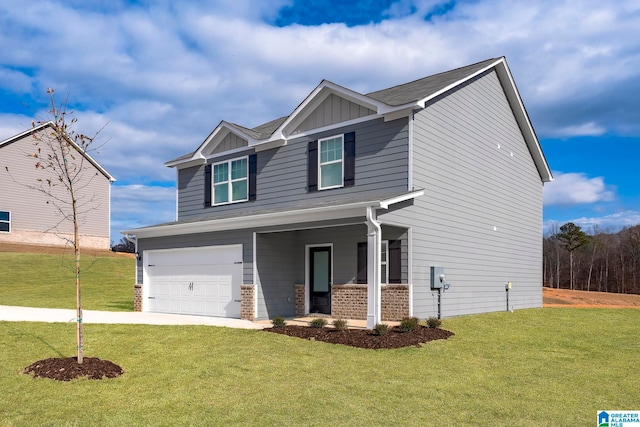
544, 222, 640, 294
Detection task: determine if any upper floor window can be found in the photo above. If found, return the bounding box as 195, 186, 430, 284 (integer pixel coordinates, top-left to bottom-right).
319, 135, 344, 189
213, 157, 248, 205
204, 154, 257, 208
0, 211, 10, 233
307, 131, 355, 192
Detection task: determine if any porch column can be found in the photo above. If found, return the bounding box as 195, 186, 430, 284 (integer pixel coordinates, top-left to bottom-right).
366, 206, 381, 329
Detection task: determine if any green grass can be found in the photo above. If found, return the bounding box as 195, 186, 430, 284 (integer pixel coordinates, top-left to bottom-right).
1, 308, 638, 426
0, 251, 135, 311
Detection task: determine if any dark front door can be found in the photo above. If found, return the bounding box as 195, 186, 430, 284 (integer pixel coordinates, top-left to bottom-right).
310, 246, 331, 314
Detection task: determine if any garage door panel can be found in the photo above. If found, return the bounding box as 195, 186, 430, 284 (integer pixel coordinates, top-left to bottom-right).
145, 245, 242, 318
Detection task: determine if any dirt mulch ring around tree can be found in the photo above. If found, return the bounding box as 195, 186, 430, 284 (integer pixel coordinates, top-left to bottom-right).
543, 287, 640, 308
264, 325, 454, 349
23, 357, 124, 381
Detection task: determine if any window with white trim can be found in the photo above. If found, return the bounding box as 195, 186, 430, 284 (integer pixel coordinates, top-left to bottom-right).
212, 157, 248, 205
319, 135, 344, 190
0, 211, 10, 233
357, 239, 401, 284
380, 240, 389, 284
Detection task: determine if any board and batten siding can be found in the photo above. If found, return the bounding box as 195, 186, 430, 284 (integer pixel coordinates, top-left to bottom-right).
177, 117, 409, 221
292, 93, 375, 135
379, 69, 544, 318
211, 133, 248, 155
0, 130, 111, 249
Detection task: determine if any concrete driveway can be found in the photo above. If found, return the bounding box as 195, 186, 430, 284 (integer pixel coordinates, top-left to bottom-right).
0, 305, 265, 329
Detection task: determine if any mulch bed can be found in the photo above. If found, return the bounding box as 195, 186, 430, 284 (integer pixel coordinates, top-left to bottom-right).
23, 357, 124, 381
264, 325, 454, 349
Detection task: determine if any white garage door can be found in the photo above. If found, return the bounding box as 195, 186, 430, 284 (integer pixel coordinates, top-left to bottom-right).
145, 245, 243, 318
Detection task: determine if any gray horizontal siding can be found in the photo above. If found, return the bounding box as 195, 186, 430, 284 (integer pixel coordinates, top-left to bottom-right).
255, 232, 299, 319
177, 117, 409, 221
380, 70, 543, 318
255, 223, 408, 320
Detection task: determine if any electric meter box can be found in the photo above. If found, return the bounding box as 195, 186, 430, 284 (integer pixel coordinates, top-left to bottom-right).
430, 266, 445, 290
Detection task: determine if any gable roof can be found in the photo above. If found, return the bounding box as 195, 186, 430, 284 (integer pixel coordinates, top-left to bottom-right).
366, 58, 500, 106
0, 121, 116, 182
166, 57, 552, 182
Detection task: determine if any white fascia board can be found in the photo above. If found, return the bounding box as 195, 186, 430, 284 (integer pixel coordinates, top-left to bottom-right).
285, 115, 379, 140
1, 121, 116, 182
125, 190, 426, 239
379, 189, 424, 209
415, 58, 504, 109
122, 201, 377, 239
494, 60, 554, 183
278, 81, 385, 138
168, 122, 260, 168
166, 156, 206, 169
166, 122, 224, 168
0, 121, 50, 147
253, 139, 286, 152
383, 107, 414, 123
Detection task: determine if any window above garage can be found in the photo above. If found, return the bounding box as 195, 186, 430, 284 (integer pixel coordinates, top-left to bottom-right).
204, 154, 257, 207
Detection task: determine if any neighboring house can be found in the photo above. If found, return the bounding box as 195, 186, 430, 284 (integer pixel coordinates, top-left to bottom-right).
0, 122, 115, 250
123, 57, 552, 327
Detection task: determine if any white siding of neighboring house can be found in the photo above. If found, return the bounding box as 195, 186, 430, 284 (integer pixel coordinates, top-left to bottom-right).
0, 129, 112, 249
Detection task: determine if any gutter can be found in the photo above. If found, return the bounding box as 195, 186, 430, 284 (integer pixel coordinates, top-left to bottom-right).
365, 206, 382, 329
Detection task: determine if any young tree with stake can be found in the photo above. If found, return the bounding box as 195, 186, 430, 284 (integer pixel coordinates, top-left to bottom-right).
24, 89, 107, 363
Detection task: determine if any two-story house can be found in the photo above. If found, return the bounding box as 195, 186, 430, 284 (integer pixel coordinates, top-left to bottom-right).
123, 57, 552, 327
1, 122, 115, 250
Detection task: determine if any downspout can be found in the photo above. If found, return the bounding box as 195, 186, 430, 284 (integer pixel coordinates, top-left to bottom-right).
365, 206, 382, 329
124, 234, 139, 285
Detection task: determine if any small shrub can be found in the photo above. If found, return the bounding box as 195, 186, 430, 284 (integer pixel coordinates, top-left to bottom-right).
374, 323, 389, 336
332, 318, 348, 331
271, 317, 287, 328
309, 318, 328, 328
399, 316, 420, 333
426, 316, 442, 329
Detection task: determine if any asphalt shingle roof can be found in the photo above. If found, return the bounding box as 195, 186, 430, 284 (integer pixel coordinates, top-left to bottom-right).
366, 57, 500, 106
170, 58, 501, 163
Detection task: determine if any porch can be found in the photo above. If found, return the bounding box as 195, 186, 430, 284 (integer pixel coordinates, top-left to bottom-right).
253, 222, 410, 324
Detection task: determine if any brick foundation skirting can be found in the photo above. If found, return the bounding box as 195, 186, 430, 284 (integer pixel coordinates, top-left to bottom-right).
331, 284, 409, 321
240, 285, 255, 321
294, 284, 305, 316
134, 284, 142, 312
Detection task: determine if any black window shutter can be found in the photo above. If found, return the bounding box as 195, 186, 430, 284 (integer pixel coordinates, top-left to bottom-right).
357, 242, 367, 284
204, 163, 212, 207
248, 154, 257, 201
389, 239, 402, 284
307, 140, 318, 192
344, 131, 355, 187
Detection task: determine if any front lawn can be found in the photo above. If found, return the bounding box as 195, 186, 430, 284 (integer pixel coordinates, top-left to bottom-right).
1, 308, 638, 425
0, 250, 134, 311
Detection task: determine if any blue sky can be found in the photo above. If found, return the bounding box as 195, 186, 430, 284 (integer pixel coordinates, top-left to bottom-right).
1, 0, 639, 242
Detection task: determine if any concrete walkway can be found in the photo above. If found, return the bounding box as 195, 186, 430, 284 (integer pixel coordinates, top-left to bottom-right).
0, 305, 265, 329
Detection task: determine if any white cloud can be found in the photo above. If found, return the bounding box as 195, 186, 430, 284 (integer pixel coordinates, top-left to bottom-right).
554, 122, 607, 137
111, 184, 176, 239
544, 210, 640, 234
1, 0, 639, 234
543, 172, 616, 206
